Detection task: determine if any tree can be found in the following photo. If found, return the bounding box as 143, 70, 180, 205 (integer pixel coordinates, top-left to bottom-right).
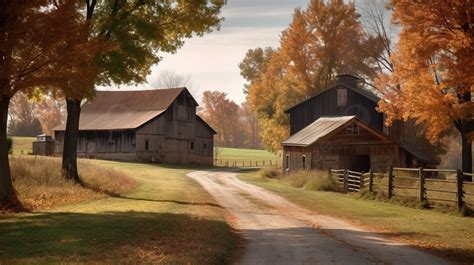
359, 0, 397, 74
0, 1, 84, 209
35, 96, 66, 135
378, 0, 473, 180
153, 69, 192, 88
239, 47, 274, 94
8, 93, 43, 137
152, 69, 199, 96
60, 0, 225, 183
239, 102, 262, 149
243, 0, 379, 151
201, 91, 242, 147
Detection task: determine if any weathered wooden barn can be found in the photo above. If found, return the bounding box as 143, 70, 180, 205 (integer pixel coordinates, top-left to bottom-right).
282, 74, 437, 173
53, 88, 216, 165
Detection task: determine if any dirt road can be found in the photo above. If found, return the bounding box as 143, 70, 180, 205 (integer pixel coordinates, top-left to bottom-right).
187, 171, 450, 265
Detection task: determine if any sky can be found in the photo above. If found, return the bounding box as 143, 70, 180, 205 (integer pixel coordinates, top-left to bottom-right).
145, 0, 310, 105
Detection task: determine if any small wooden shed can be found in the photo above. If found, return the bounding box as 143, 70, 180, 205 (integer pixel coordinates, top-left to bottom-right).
32, 134, 55, 156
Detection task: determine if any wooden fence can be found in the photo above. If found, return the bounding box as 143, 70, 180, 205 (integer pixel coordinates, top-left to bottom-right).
214, 159, 281, 168
329, 167, 474, 210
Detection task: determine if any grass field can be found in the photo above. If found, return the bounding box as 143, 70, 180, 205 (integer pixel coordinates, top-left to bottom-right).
215, 147, 280, 165
10, 136, 34, 154
0, 159, 238, 264
238, 170, 474, 263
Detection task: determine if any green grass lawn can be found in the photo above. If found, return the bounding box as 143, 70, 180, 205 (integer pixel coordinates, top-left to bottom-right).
0, 159, 238, 264
10, 136, 34, 154
215, 147, 280, 164
238, 170, 474, 263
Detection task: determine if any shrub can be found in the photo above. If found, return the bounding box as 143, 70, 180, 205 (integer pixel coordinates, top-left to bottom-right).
282, 170, 339, 192
260, 166, 280, 179
7, 137, 12, 153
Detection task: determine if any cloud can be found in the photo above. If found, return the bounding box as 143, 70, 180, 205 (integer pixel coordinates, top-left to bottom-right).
103, 1, 310, 104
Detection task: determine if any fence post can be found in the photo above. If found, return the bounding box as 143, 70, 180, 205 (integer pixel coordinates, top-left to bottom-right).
456, 169, 464, 210
388, 166, 393, 198
360, 171, 365, 190
328, 168, 332, 178
343, 169, 349, 193
419, 167, 425, 202
270, 160, 272, 166
368, 169, 374, 193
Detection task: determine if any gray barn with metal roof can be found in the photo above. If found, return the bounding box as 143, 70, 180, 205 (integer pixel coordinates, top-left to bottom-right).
53, 88, 216, 165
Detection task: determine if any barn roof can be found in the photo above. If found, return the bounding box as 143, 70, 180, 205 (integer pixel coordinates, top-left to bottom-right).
197, 115, 217, 135
53, 88, 189, 131
400, 141, 438, 165
282, 115, 438, 165
282, 116, 358, 147
285, 74, 380, 113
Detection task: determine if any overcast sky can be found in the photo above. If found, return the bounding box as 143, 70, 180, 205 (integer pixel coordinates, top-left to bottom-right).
113, 1, 376, 105
145, 0, 310, 104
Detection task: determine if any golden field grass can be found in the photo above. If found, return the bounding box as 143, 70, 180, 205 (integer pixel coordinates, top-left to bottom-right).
8, 156, 136, 211
1, 158, 238, 264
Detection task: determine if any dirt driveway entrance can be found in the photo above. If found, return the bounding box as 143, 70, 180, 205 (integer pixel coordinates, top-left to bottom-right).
187, 171, 450, 265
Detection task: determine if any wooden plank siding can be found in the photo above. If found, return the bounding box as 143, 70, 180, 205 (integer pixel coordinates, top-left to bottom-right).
288, 84, 384, 135
283, 121, 404, 173
53, 88, 216, 165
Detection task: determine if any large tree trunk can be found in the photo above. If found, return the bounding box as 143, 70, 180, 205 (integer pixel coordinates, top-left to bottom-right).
461, 127, 473, 182
62, 98, 82, 184
0, 95, 22, 210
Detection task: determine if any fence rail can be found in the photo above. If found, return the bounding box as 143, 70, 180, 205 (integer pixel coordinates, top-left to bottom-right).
214, 159, 281, 168
330, 166, 474, 211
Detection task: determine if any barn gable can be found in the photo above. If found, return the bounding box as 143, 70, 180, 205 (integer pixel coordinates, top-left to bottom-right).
285, 75, 384, 135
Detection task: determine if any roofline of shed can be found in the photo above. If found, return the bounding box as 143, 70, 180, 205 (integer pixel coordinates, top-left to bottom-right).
281, 116, 392, 147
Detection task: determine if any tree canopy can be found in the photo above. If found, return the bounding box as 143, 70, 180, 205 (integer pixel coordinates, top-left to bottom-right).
378, 0, 473, 177
242, 0, 380, 151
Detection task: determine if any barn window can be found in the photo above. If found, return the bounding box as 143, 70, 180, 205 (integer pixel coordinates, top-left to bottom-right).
337, 88, 347, 107
203, 143, 207, 150
346, 123, 359, 135
302, 155, 306, 170
190, 141, 194, 151
145, 139, 149, 151
286, 154, 290, 171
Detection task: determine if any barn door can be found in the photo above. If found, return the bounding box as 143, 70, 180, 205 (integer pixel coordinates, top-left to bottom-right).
86, 142, 96, 156
177, 140, 188, 163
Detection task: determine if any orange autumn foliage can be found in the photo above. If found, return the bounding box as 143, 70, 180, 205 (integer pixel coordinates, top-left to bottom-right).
378, 0, 473, 142
245, 0, 379, 151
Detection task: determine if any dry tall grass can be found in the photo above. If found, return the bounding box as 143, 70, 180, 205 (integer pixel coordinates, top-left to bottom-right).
9, 156, 136, 211
259, 167, 339, 192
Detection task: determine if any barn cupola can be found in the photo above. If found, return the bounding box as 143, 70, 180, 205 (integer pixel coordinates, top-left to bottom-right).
336, 74, 363, 88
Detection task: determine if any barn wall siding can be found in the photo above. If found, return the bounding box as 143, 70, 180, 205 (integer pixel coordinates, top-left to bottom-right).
283, 143, 404, 174
288, 85, 384, 135
53, 89, 215, 165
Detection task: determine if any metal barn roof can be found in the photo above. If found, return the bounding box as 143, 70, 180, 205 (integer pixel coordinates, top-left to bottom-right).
53, 88, 188, 131
282, 116, 356, 147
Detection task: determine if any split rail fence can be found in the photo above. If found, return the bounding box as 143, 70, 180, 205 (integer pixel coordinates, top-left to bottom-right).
329, 167, 474, 210
214, 159, 281, 168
